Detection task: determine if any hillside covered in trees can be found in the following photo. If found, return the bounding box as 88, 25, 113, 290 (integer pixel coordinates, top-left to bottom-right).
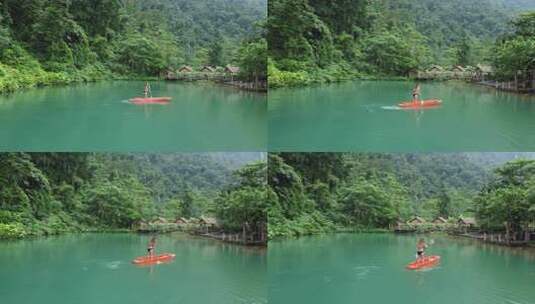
0, 153, 267, 239
267, 153, 535, 238
0, 0, 267, 93
268, 0, 534, 87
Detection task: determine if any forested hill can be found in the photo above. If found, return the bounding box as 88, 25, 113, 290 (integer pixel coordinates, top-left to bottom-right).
267, 153, 535, 238
268, 0, 530, 87
0, 0, 266, 93
96, 153, 264, 202
0, 153, 266, 238
380, 0, 512, 52
141, 0, 267, 61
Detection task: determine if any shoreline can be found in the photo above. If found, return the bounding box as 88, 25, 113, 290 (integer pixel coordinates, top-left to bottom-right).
0, 227, 267, 247
0, 75, 266, 96
269, 228, 535, 248
269, 75, 535, 96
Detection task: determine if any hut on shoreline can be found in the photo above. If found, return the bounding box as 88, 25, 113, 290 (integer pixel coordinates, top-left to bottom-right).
199, 216, 219, 232
458, 217, 477, 233
407, 216, 426, 225
178, 65, 193, 73
200, 66, 216, 73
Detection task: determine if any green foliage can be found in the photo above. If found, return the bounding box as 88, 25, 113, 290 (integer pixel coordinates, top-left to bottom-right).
208, 40, 224, 67
114, 32, 168, 75
339, 181, 397, 227
475, 160, 535, 233
268, 0, 522, 87
0, 153, 263, 238
144, 0, 267, 62
237, 38, 267, 82
268, 153, 509, 239
358, 26, 431, 75
0, 223, 27, 239
268, 58, 311, 88
268, 210, 335, 238
82, 176, 152, 228
492, 12, 535, 80
215, 162, 267, 231
0, 0, 266, 93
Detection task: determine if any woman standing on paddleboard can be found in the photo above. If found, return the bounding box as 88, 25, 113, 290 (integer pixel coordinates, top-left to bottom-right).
147, 236, 157, 258
416, 238, 427, 261
412, 83, 422, 105
143, 82, 152, 98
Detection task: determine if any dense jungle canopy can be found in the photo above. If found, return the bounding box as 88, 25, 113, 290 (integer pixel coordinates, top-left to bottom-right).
267, 153, 535, 238
268, 0, 535, 86
0, 153, 267, 239
0, 0, 267, 93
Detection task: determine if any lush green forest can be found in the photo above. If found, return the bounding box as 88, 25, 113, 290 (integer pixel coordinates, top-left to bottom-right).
267, 153, 534, 238
0, 153, 266, 239
492, 12, 535, 80
0, 0, 267, 93
268, 0, 533, 87
475, 159, 535, 238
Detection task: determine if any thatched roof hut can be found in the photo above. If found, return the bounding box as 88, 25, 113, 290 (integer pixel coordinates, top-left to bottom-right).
153, 217, 168, 224
225, 65, 240, 74
178, 65, 193, 73
175, 217, 190, 225
407, 216, 426, 225
476, 64, 493, 74
200, 66, 216, 73
199, 216, 219, 227
427, 65, 444, 72
433, 217, 448, 224
453, 65, 466, 72
458, 217, 477, 226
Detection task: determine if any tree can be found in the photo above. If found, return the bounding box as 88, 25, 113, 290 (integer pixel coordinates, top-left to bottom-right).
208, 40, 223, 66
492, 12, 535, 79
339, 180, 396, 228
475, 160, 535, 239
237, 38, 267, 82
456, 34, 471, 66
268, 154, 311, 219
436, 190, 452, 218
215, 160, 267, 231
163, 198, 183, 220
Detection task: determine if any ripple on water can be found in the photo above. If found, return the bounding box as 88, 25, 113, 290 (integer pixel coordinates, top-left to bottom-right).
380, 106, 402, 111
104, 261, 122, 270
353, 265, 380, 280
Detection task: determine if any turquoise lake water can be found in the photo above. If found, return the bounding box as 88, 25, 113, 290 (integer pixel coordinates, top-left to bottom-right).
269, 81, 535, 152
0, 233, 266, 304
268, 233, 535, 304
0, 81, 266, 151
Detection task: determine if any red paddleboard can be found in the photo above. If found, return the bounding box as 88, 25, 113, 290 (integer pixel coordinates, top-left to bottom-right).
132, 253, 176, 265
398, 99, 442, 109
406, 255, 441, 270
129, 97, 172, 105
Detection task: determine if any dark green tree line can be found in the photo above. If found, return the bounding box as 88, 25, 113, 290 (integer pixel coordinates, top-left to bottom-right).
0, 153, 265, 239
267, 153, 525, 239
0, 0, 266, 93
268, 0, 527, 87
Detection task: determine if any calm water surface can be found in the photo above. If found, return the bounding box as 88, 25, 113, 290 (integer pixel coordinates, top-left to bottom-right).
0, 233, 266, 304
269, 81, 535, 151
269, 234, 535, 304
0, 81, 266, 151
